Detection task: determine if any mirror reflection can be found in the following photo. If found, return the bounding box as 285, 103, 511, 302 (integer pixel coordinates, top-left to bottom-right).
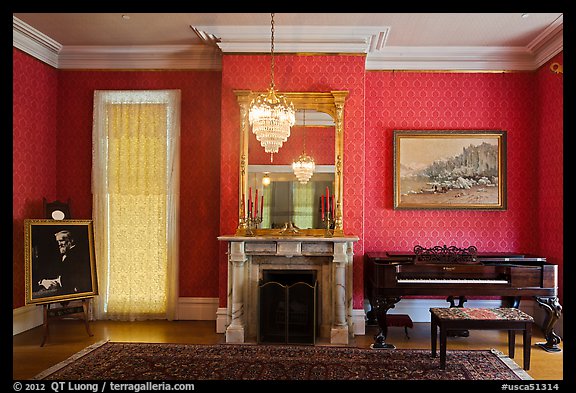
247, 110, 335, 229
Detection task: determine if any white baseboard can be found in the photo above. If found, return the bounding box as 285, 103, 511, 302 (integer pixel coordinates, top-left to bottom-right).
216, 307, 228, 333
13, 297, 563, 342
13, 305, 43, 335
352, 309, 366, 335
175, 297, 219, 320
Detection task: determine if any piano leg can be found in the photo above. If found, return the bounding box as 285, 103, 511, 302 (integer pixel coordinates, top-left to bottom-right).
365, 300, 378, 326
535, 296, 562, 353
370, 296, 401, 349
502, 296, 521, 308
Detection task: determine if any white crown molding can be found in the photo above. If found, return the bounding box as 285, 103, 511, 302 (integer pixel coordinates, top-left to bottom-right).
12, 16, 61, 68
195, 25, 390, 54
57, 45, 222, 70
366, 46, 536, 71
528, 15, 563, 68
13, 17, 562, 71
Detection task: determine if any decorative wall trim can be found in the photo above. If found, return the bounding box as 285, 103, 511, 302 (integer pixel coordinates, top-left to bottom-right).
176, 297, 219, 320
366, 46, 536, 71
13, 298, 562, 341
12, 16, 60, 68
57, 45, 222, 70
14, 16, 562, 71
352, 308, 366, 335
216, 307, 228, 334
531, 25, 563, 69
196, 25, 390, 55
13, 305, 43, 335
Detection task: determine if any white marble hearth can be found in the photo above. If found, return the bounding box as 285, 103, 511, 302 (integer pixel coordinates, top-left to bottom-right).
217, 235, 359, 345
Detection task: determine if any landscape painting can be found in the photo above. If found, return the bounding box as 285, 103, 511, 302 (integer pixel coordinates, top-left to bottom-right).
394, 130, 507, 210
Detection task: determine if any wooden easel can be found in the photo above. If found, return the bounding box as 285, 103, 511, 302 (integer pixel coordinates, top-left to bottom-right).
40, 297, 93, 347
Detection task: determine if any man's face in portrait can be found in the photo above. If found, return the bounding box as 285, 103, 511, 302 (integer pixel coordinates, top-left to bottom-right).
55, 233, 72, 255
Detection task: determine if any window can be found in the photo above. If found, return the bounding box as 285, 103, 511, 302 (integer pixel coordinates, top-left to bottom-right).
92, 90, 180, 321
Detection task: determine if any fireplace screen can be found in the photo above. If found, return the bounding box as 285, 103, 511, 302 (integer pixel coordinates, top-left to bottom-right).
258, 270, 318, 344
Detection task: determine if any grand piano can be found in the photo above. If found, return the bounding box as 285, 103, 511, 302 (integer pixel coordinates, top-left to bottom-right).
365, 245, 562, 352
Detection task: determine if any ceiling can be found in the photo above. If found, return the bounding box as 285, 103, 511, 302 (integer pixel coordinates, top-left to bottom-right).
13, 13, 563, 71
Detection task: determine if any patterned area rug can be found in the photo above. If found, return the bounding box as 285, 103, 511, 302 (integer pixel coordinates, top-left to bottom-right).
33, 341, 532, 381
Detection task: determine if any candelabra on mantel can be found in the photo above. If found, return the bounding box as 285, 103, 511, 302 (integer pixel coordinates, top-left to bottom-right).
321, 187, 336, 238
238, 187, 263, 237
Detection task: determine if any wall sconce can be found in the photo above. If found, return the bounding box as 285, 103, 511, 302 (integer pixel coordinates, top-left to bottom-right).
550, 63, 563, 74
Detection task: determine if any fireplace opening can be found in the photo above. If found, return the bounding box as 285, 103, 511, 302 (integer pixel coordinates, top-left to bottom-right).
258, 270, 318, 344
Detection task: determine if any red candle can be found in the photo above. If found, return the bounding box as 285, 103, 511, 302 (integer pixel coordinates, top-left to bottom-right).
321, 195, 325, 220
248, 187, 252, 218
260, 195, 264, 220
326, 187, 330, 217
254, 189, 259, 218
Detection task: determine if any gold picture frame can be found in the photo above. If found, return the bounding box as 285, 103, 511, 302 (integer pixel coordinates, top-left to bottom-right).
394, 130, 507, 210
24, 219, 98, 305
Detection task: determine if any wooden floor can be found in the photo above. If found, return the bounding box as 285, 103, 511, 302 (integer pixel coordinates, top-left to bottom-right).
13, 319, 563, 381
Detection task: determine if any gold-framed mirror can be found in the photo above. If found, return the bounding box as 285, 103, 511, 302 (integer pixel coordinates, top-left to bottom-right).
235, 90, 348, 236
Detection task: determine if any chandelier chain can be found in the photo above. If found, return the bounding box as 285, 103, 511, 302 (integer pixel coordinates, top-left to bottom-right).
302, 109, 307, 152
248, 12, 295, 160
270, 13, 275, 90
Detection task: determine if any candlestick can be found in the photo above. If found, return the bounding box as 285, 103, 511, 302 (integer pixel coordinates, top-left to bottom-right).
322, 202, 334, 238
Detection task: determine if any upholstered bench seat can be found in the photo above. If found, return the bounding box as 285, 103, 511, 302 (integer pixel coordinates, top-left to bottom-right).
387, 314, 413, 338
430, 307, 534, 370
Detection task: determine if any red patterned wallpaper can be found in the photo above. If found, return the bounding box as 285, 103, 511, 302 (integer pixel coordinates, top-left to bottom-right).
13, 48, 563, 311
219, 55, 366, 307
13, 48, 59, 308
364, 67, 563, 305
55, 70, 222, 299
536, 52, 564, 302
364, 71, 539, 252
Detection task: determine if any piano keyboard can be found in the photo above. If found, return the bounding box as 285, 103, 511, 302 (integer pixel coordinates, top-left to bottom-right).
398, 278, 509, 284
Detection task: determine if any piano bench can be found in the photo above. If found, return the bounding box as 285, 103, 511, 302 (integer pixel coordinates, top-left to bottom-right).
387, 314, 413, 338
430, 307, 534, 371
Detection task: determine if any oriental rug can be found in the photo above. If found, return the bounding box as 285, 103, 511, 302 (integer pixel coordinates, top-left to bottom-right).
33, 340, 532, 381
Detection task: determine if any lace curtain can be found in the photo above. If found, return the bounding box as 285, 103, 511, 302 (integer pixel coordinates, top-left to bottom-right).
92, 90, 180, 321
292, 182, 314, 229
261, 186, 272, 228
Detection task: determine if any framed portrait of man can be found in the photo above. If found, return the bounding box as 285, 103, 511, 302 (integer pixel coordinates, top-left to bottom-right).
24, 219, 98, 305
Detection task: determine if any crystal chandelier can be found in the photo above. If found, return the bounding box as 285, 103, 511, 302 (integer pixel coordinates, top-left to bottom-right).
292, 110, 316, 184
249, 13, 295, 162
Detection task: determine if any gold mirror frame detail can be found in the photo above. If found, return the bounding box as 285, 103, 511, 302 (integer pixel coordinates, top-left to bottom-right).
235, 90, 348, 236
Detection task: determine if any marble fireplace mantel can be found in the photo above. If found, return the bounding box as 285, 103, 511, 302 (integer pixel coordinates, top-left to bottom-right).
217, 235, 359, 345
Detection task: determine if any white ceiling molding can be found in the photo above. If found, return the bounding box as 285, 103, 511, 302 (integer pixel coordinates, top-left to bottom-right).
57, 45, 222, 70
13, 16, 562, 71
12, 16, 61, 68
194, 25, 390, 54
528, 16, 563, 69
365, 46, 536, 71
